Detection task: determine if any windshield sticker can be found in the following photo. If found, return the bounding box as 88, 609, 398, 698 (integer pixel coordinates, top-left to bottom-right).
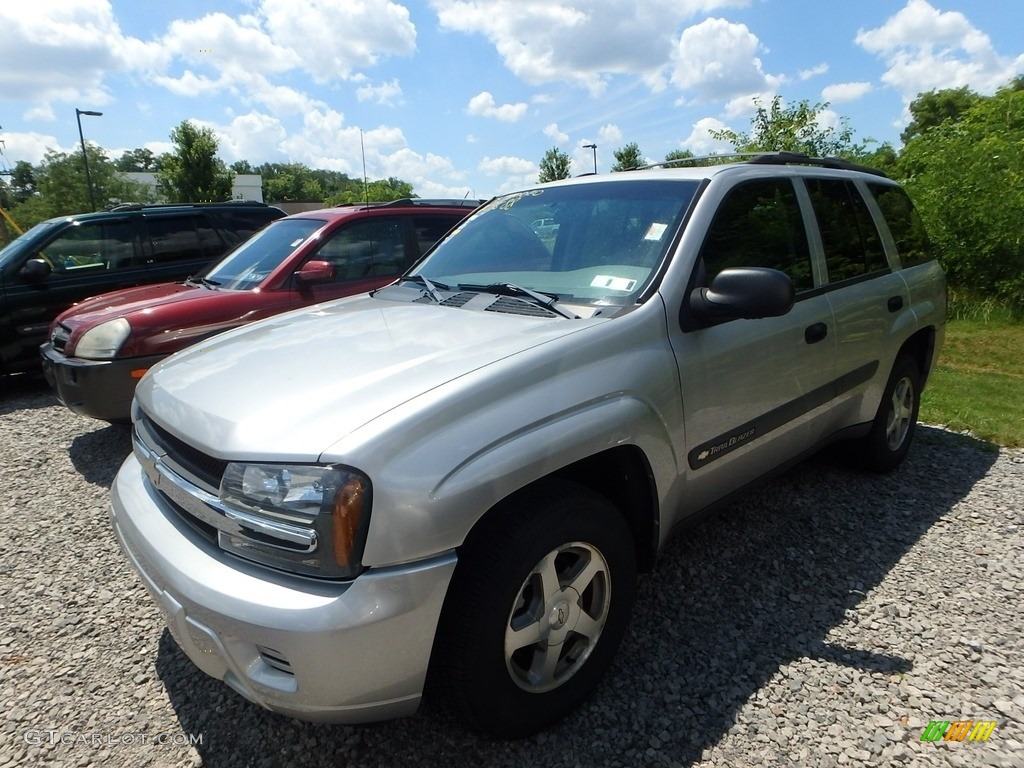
496, 190, 544, 211
644, 222, 668, 241
591, 275, 638, 292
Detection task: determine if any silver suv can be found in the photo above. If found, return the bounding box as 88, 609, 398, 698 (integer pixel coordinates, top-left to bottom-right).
110, 154, 945, 738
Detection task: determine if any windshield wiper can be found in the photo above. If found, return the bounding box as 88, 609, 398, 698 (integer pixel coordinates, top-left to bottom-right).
458, 282, 577, 319
399, 274, 448, 303
185, 276, 221, 289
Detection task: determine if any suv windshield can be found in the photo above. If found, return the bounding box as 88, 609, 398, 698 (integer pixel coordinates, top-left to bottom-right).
0, 219, 62, 266
412, 179, 698, 306
202, 218, 325, 290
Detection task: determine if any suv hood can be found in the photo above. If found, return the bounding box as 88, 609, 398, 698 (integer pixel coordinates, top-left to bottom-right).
55, 282, 203, 328
137, 295, 598, 461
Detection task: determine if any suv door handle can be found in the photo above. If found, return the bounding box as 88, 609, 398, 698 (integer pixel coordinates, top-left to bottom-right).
804, 322, 828, 344
888, 295, 904, 312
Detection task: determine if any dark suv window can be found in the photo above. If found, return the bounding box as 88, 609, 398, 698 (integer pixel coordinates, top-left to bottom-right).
412, 215, 458, 259
314, 218, 407, 282
805, 178, 888, 283
146, 216, 225, 264
699, 178, 814, 292
865, 183, 933, 268
41, 219, 137, 275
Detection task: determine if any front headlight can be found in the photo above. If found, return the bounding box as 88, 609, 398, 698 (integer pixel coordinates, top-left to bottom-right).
219, 462, 371, 579
74, 317, 131, 359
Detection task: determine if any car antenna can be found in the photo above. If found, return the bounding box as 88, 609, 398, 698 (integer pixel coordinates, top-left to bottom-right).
360, 129, 369, 207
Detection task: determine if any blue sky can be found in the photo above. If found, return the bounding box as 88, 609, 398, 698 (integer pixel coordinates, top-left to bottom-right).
1, 0, 1022, 200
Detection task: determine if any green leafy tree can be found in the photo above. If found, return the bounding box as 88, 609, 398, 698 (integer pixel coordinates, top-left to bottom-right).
897, 80, 1024, 308
611, 142, 644, 172
711, 96, 865, 159
230, 159, 256, 174
538, 147, 571, 182
9, 146, 154, 229
10, 160, 37, 202
900, 87, 981, 144
663, 149, 694, 166
156, 120, 234, 203
324, 177, 415, 205
115, 147, 160, 172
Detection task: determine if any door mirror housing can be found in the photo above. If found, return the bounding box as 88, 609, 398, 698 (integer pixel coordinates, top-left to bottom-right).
688, 267, 795, 324
20, 258, 52, 282
295, 260, 334, 284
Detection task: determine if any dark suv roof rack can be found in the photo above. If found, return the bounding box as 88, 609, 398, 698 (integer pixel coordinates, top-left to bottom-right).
106, 201, 273, 212
638, 151, 888, 178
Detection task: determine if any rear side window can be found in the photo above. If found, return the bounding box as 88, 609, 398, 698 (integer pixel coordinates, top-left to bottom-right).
805, 178, 888, 283
313, 218, 407, 281
699, 178, 814, 292
146, 216, 220, 264
411, 215, 460, 259
866, 183, 933, 268
217, 209, 281, 243
38, 219, 137, 275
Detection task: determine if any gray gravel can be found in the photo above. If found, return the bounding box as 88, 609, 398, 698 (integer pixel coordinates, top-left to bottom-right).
1, 375, 1021, 768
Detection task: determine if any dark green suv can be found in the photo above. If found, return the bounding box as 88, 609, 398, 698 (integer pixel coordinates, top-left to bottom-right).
0, 202, 284, 375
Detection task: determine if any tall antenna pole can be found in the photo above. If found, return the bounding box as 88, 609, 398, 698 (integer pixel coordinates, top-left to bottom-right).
360, 130, 369, 206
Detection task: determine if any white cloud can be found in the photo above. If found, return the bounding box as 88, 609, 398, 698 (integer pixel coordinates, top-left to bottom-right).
544, 123, 569, 143
259, 0, 416, 82
598, 124, 623, 145
0, 131, 70, 165
799, 63, 829, 81
466, 92, 528, 122
680, 117, 732, 154
856, 0, 1024, 99
23, 105, 55, 122
431, 0, 751, 95
478, 155, 535, 175
205, 112, 289, 163
822, 82, 872, 103
670, 18, 776, 100
357, 79, 404, 105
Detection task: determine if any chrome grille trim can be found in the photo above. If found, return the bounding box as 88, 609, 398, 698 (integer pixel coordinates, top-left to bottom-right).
132, 421, 318, 553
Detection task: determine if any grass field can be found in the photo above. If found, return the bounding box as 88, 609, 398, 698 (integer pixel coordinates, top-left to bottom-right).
920, 317, 1024, 447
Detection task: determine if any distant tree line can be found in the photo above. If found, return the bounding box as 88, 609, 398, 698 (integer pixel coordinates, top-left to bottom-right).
537, 77, 1024, 311
0, 119, 417, 234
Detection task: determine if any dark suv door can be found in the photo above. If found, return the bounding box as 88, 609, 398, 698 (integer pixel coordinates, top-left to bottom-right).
0, 216, 146, 373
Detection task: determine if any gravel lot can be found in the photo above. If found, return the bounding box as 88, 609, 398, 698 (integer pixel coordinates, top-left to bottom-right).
1, 375, 1021, 768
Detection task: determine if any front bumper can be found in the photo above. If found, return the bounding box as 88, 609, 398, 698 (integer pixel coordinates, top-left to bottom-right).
110, 453, 457, 723
41, 343, 165, 423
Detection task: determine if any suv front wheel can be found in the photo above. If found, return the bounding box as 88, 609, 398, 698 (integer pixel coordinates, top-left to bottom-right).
433, 480, 636, 738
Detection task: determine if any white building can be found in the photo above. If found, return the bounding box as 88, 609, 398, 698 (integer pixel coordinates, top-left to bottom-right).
123, 172, 264, 203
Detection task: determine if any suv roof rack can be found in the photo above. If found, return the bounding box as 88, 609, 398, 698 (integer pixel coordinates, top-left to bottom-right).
106, 201, 273, 212
638, 151, 888, 178
345, 198, 485, 209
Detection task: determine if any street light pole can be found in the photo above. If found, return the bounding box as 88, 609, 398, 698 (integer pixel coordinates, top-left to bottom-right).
75, 108, 103, 211
583, 143, 597, 174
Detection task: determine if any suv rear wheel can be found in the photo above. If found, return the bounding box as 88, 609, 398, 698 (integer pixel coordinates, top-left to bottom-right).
433, 480, 636, 738
856, 355, 921, 472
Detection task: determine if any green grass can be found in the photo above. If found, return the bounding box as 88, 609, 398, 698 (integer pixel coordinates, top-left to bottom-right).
920, 316, 1024, 447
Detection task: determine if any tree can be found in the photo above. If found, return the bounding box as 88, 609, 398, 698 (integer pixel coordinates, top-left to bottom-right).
611, 142, 643, 172
115, 147, 159, 172
711, 96, 865, 159
230, 159, 256, 174
663, 149, 694, 166
8, 146, 155, 229
897, 79, 1024, 308
324, 177, 415, 205
156, 120, 234, 203
538, 147, 571, 183
900, 87, 981, 144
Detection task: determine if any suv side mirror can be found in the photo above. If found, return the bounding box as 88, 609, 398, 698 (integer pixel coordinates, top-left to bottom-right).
20, 258, 52, 282
688, 267, 795, 323
295, 260, 334, 284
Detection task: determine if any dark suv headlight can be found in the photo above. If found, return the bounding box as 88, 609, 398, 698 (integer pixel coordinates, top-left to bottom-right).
219, 462, 371, 579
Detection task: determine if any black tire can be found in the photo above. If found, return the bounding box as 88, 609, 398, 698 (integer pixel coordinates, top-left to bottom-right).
432, 480, 636, 738
855, 355, 921, 473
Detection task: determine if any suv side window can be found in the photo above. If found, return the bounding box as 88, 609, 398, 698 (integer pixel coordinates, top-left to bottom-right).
699, 178, 814, 292
411, 215, 459, 259
865, 183, 932, 268
216, 209, 280, 244
38, 219, 137, 275
146, 216, 216, 264
805, 178, 888, 283
313, 218, 407, 281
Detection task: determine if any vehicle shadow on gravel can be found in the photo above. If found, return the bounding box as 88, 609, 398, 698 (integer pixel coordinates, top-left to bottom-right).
68, 424, 132, 487
154, 427, 999, 768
